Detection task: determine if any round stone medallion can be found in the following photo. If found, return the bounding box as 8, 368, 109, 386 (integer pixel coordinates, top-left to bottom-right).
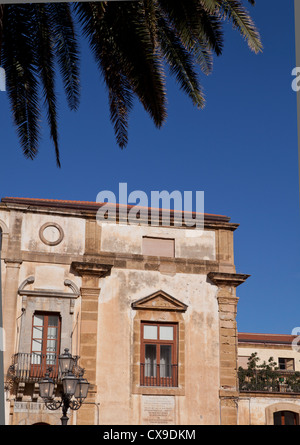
39, 222, 64, 246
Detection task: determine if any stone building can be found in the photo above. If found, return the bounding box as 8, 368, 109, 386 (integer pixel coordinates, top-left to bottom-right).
237, 332, 300, 425
0, 196, 249, 425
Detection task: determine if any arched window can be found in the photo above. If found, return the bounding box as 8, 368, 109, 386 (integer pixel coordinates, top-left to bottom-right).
274, 411, 299, 425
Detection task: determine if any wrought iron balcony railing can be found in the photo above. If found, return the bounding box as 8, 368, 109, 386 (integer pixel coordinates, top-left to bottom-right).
140, 363, 178, 387
8, 352, 83, 385
8, 353, 61, 383
238, 369, 300, 394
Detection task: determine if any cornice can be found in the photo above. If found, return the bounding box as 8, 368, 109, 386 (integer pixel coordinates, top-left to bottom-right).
0, 198, 238, 231
71, 261, 112, 278
17, 276, 80, 299
208, 272, 250, 287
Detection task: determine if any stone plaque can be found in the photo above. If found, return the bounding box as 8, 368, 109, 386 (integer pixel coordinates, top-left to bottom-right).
142, 395, 175, 425
14, 401, 68, 414
14, 402, 45, 413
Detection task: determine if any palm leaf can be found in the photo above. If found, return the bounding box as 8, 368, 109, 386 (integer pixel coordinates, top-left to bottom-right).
76, 2, 167, 135
0, 4, 4, 62
216, 0, 262, 53
156, 13, 205, 108
105, 2, 167, 128
158, 0, 223, 61
34, 3, 60, 167
2, 5, 40, 160
1, 0, 262, 163
197, 0, 261, 53
75, 2, 134, 148
48, 2, 80, 111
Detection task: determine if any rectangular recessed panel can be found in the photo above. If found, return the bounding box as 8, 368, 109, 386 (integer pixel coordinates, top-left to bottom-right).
142, 237, 175, 257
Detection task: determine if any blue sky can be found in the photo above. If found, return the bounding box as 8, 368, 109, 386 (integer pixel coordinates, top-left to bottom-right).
0, 1, 299, 335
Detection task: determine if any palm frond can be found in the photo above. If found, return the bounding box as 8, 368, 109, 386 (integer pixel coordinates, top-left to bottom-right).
76, 2, 167, 133
34, 3, 60, 167
1, 0, 262, 163
216, 0, 262, 53
158, 0, 223, 59
156, 13, 205, 108
116, 2, 166, 127
49, 2, 80, 111
2, 5, 41, 160
75, 2, 134, 148
0, 4, 5, 62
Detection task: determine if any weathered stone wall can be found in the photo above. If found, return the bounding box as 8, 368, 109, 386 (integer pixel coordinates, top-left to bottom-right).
0, 199, 245, 425
95, 267, 220, 425
238, 396, 300, 425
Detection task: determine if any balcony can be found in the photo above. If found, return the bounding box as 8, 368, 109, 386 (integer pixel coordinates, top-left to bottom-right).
8, 352, 82, 385
140, 363, 178, 387
8, 353, 62, 384
238, 368, 300, 394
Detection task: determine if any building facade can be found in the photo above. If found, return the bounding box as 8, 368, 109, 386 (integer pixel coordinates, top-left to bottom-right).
237, 333, 300, 425
4, 197, 299, 426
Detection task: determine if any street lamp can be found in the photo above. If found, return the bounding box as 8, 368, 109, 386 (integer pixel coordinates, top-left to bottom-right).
39, 350, 89, 425
74, 373, 89, 402
39, 370, 55, 400
58, 348, 75, 375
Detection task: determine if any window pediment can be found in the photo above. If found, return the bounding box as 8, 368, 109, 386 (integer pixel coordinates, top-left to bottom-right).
132, 290, 188, 312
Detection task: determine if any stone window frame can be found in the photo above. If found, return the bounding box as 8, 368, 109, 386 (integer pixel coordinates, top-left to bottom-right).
278, 357, 295, 371
131, 291, 186, 396
30, 310, 62, 376
265, 403, 300, 425
140, 321, 178, 388
0, 219, 9, 254
17, 277, 80, 356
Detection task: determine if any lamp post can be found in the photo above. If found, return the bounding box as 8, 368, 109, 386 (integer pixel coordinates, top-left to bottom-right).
39, 349, 89, 425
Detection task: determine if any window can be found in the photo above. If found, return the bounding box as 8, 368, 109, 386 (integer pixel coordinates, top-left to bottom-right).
278, 358, 294, 371
142, 237, 175, 257
140, 322, 178, 387
30, 312, 61, 378
274, 411, 299, 425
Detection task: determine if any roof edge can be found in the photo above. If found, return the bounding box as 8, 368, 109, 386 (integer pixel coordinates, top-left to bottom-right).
238, 332, 298, 345
1, 197, 235, 226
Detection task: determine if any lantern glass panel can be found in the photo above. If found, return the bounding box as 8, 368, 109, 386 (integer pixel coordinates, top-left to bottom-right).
58, 349, 75, 374
62, 374, 78, 396
39, 378, 54, 399
75, 380, 89, 400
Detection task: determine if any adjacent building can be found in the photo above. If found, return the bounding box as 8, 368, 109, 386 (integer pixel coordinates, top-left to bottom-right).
237, 332, 300, 425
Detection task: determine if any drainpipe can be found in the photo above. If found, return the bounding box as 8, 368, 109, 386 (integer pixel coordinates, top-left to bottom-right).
0, 229, 5, 424
82, 402, 100, 425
